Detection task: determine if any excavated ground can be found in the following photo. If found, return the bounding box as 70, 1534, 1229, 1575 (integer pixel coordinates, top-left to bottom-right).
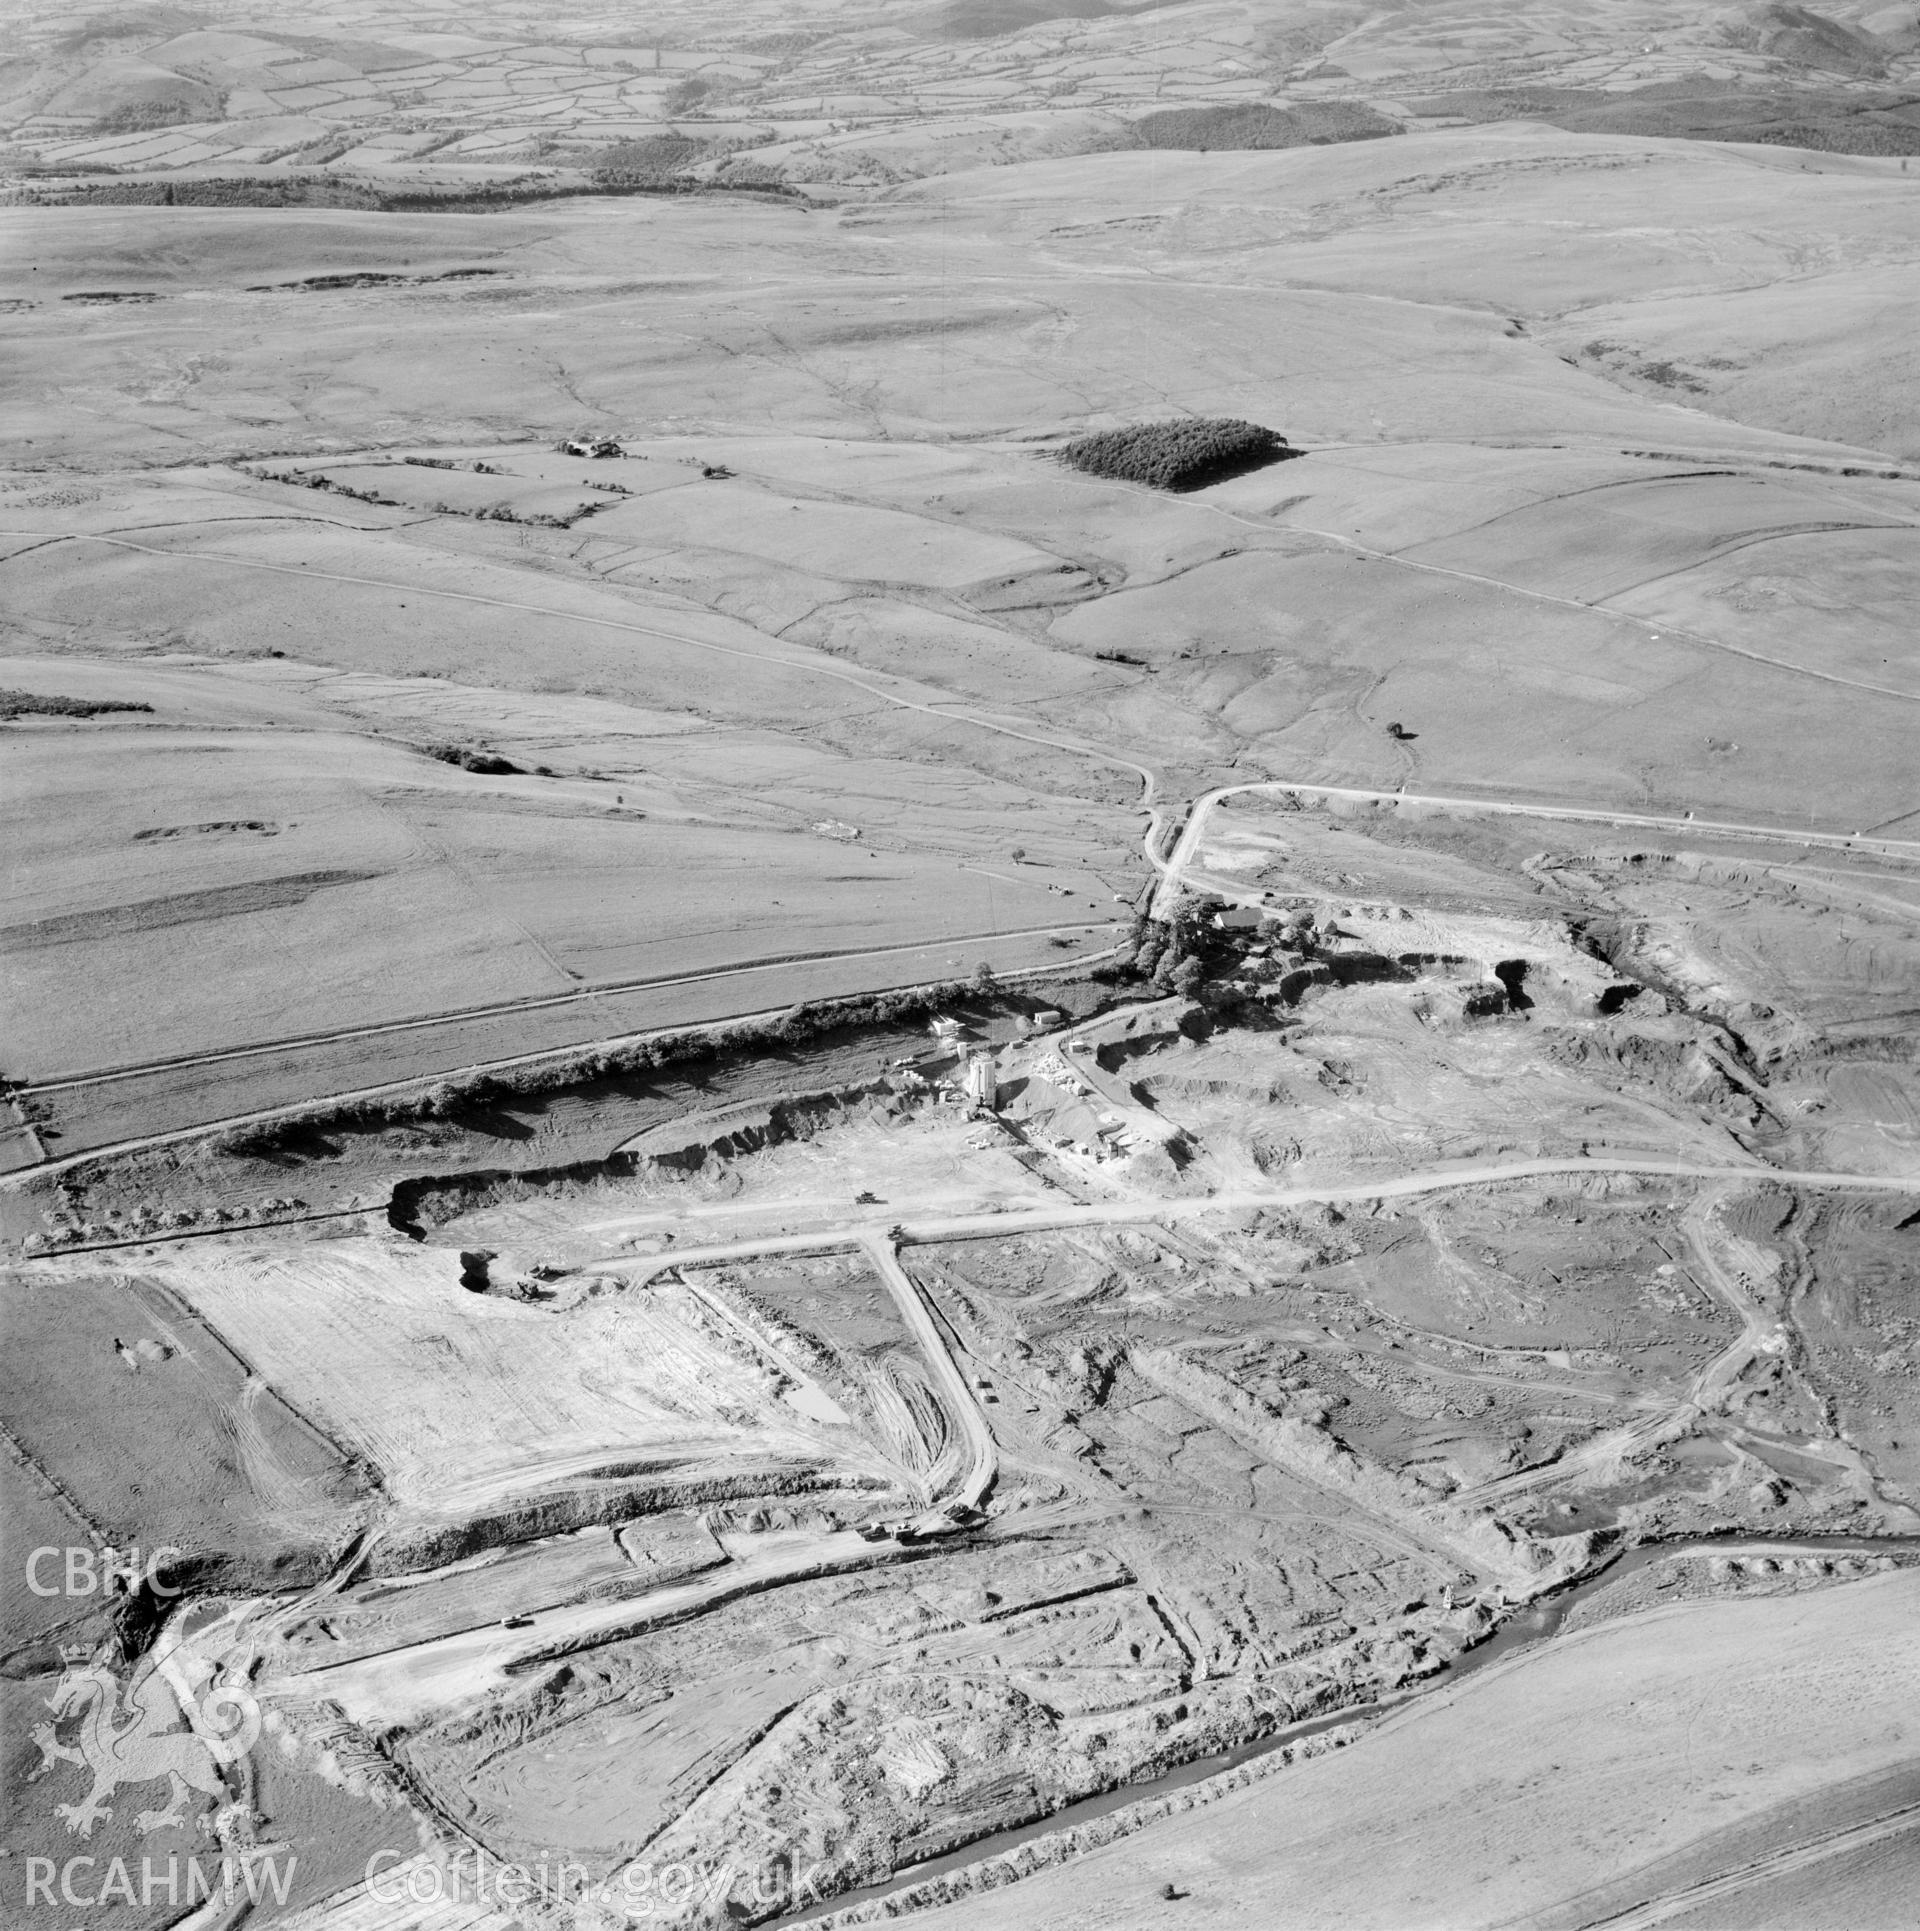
11, 794, 1915, 1929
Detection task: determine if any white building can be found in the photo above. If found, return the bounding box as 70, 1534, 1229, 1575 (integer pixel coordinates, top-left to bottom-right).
964, 1053, 999, 1110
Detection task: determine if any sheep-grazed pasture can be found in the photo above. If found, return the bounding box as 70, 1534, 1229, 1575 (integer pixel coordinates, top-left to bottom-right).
0, 1266, 375, 1591
7, 335, 1919, 1135
0, 645, 1128, 1093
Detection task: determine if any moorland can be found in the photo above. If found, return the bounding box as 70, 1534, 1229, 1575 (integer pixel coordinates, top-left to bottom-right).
3, 3, 1918, 1928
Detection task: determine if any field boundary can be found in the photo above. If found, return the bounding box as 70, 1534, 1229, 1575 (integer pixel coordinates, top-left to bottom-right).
15, 920, 1121, 1094
2, 944, 1126, 1190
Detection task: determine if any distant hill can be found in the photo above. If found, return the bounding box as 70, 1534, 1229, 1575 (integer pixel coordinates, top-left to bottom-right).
1412, 76, 1920, 155
1122, 102, 1401, 150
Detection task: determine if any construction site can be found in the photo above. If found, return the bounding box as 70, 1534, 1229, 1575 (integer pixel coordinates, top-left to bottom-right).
8, 774, 1919, 1929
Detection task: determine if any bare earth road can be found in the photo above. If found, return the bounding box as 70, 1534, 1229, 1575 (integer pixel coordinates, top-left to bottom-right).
1151, 779, 1920, 917
588, 1159, 1917, 1283
858, 1227, 999, 1514
11, 921, 1120, 1097
265, 1525, 906, 1730
25, 752, 1917, 1187
0, 934, 1125, 1184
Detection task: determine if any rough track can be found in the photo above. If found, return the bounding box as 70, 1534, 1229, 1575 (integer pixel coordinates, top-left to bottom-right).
1151, 779, 1920, 919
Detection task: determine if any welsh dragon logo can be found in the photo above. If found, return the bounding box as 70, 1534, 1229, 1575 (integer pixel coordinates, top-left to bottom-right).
30, 1641, 259, 1839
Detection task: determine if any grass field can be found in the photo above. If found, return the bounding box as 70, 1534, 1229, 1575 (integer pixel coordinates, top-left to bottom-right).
0, 636, 1128, 1088
0, 1447, 102, 1663
0, 1266, 374, 1590
6, 359, 1917, 1129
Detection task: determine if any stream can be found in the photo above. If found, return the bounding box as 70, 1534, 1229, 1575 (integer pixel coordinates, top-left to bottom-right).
775, 1530, 1920, 1926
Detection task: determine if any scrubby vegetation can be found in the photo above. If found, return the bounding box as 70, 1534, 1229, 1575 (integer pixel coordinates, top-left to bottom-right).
241, 269, 501, 294
248, 463, 623, 525
249, 465, 401, 505
9, 174, 800, 212
11, 175, 390, 209
211, 978, 1004, 1157
404, 455, 500, 474
1124, 102, 1400, 150
588, 133, 710, 185
425, 744, 522, 776
0, 689, 153, 720
1059, 418, 1294, 491
661, 77, 725, 117
90, 91, 223, 135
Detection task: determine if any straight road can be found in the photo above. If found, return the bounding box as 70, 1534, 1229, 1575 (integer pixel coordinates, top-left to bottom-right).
859, 1228, 998, 1513
594, 1155, 1914, 1282
597, 1153, 1920, 1592
259, 1161, 1916, 1735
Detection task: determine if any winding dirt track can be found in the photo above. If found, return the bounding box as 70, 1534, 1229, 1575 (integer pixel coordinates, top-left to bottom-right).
1150, 779, 1920, 918
591, 1152, 1915, 1528
1458, 1185, 1790, 1510
268, 1526, 904, 1731
0, 518, 1156, 1168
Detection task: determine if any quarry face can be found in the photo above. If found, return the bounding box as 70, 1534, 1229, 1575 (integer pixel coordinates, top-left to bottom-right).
3, 3, 1919, 1929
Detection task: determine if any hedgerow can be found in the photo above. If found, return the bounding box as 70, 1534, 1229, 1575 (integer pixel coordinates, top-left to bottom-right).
0, 690, 153, 720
